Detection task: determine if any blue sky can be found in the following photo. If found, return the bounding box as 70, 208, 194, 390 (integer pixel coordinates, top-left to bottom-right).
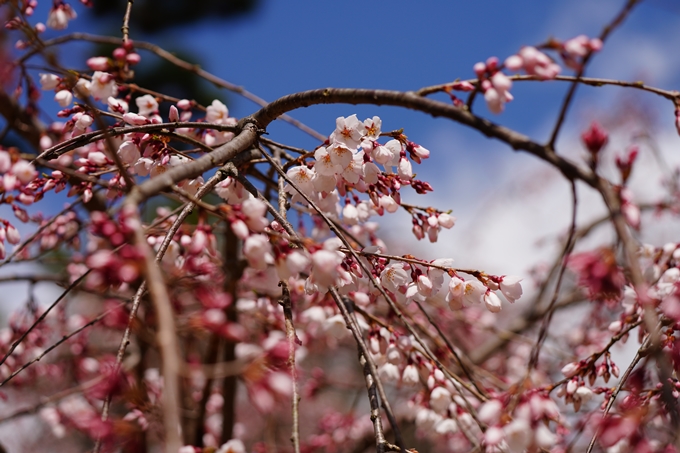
32, 0, 680, 142
18, 0, 680, 272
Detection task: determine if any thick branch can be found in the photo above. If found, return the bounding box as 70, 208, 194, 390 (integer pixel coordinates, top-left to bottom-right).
252, 88, 597, 186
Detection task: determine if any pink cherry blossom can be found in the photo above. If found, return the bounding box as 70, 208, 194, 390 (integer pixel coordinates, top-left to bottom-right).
11, 160, 37, 184
310, 249, 343, 289
86, 57, 110, 71
118, 141, 140, 165
243, 234, 274, 270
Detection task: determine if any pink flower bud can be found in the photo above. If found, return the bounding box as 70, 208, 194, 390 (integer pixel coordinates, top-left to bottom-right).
483, 291, 502, 313
125, 53, 141, 65
5, 225, 20, 244
484, 88, 503, 114
504, 54, 523, 71
230, 219, 249, 240
581, 122, 608, 155
54, 90, 72, 107
169, 105, 179, 122
473, 62, 486, 76
112, 47, 126, 61
437, 213, 455, 229
123, 112, 149, 125
450, 81, 475, 92
491, 71, 512, 94
561, 362, 580, 377
86, 57, 110, 71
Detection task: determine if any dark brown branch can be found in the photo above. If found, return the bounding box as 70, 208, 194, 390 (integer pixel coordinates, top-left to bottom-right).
125, 123, 258, 205
251, 88, 597, 186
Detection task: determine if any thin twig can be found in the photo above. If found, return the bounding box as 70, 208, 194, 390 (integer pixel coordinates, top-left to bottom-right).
121, 0, 134, 44
416, 74, 678, 101
0, 304, 113, 388
528, 180, 578, 370
0, 196, 83, 267
279, 282, 301, 453
548, 0, 642, 148
97, 165, 235, 441
21, 33, 326, 142
413, 300, 488, 398
35, 121, 239, 162
584, 336, 648, 453
329, 289, 400, 452
0, 270, 90, 370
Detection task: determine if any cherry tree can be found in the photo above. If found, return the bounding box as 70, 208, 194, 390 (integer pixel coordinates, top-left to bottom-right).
0, 0, 679, 452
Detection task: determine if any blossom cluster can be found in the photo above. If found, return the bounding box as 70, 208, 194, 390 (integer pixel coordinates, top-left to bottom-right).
472, 34, 602, 113
285, 115, 431, 219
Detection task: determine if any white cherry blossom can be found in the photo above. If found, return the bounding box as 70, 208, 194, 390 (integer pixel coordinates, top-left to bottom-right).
206, 99, 229, 124
331, 114, 366, 149
90, 72, 117, 100
135, 95, 158, 117
327, 142, 353, 169
380, 263, 409, 292
54, 90, 72, 107
499, 275, 523, 302
429, 386, 452, 414
285, 166, 315, 203
314, 147, 342, 176
402, 364, 419, 386
484, 291, 503, 312
243, 234, 274, 270
39, 73, 60, 91
363, 116, 382, 140
462, 279, 486, 306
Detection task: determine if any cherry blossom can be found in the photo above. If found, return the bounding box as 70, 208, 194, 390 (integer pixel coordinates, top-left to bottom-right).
380, 263, 409, 293
90, 71, 118, 100
39, 73, 60, 90
498, 275, 523, 302
46, 3, 77, 30
330, 114, 366, 149
135, 94, 158, 117
206, 99, 230, 124
1, 4, 677, 453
